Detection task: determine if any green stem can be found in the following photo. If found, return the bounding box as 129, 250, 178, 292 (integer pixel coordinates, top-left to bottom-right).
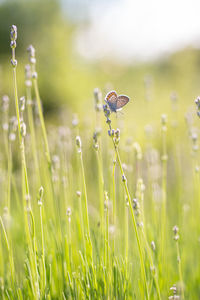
96, 150, 104, 235
26, 86, 41, 184
141, 230, 161, 300
78, 150, 93, 262
176, 241, 184, 300
12, 47, 39, 299
0, 216, 15, 289
39, 204, 46, 293
161, 126, 167, 267
32, 75, 51, 166
112, 156, 116, 253
7, 143, 12, 213
112, 141, 149, 300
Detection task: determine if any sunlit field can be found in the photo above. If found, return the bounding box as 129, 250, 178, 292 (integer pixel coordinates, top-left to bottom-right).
1, 23, 200, 300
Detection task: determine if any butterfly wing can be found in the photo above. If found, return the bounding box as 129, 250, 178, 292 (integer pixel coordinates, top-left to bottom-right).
105, 90, 118, 112
116, 95, 130, 110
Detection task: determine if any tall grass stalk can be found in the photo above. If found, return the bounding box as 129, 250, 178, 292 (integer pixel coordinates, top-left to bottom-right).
0, 216, 15, 290
173, 226, 184, 300
136, 176, 161, 299
27, 45, 51, 167
38, 187, 46, 294
76, 136, 93, 262
25, 64, 41, 185
160, 114, 168, 267
93, 134, 105, 241
103, 105, 149, 300
10, 25, 39, 299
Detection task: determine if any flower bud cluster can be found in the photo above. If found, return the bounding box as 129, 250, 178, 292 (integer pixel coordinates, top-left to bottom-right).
195, 96, 200, 118
10, 25, 17, 48
19, 96, 25, 112
173, 225, 179, 241
76, 136, 82, 153
10, 25, 17, 67
191, 132, 198, 152
103, 104, 110, 118
93, 129, 101, 151
132, 198, 140, 216
168, 284, 180, 299
161, 114, 167, 132
38, 186, 44, 206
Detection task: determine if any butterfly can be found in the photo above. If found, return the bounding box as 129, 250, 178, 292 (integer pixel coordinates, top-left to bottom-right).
105, 90, 130, 112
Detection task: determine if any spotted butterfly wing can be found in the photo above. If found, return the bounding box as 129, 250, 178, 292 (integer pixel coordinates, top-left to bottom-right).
105, 90, 118, 112
116, 95, 130, 110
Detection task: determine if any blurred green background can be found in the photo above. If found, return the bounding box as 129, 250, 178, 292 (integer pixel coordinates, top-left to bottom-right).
0, 0, 200, 126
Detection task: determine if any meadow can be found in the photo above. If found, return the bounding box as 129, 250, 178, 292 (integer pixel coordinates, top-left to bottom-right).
0, 24, 200, 300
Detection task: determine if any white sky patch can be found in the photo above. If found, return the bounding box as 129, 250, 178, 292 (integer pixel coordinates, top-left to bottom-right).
74, 0, 200, 62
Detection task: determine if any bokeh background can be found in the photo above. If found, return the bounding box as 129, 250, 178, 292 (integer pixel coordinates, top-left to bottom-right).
1, 0, 200, 127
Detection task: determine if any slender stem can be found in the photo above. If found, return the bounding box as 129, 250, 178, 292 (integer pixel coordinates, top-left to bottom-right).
104, 115, 149, 298
161, 125, 167, 267
141, 230, 161, 300
114, 145, 149, 299
67, 216, 72, 273
96, 150, 104, 235
112, 156, 116, 252
78, 193, 86, 253
125, 204, 129, 283
0, 216, 15, 289
176, 241, 184, 300
78, 149, 93, 263
26, 86, 41, 184
7, 142, 12, 213
12, 45, 39, 299
79, 151, 90, 239
39, 204, 46, 292
32, 75, 51, 166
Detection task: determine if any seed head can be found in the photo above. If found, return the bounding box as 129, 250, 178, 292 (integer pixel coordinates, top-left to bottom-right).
32, 71, 38, 79
161, 114, 167, 126
151, 241, 156, 251
103, 104, 111, 117
20, 122, 26, 137
19, 96, 25, 112
11, 59, 17, 67
76, 191, 81, 197
10, 25, 17, 42
195, 96, 200, 109
115, 128, 120, 139
39, 186, 44, 199
173, 225, 179, 235
66, 207, 72, 217
106, 118, 111, 125
76, 136, 82, 151
122, 174, 127, 182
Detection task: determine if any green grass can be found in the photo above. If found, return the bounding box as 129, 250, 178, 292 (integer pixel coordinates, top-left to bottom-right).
0, 25, 200, 299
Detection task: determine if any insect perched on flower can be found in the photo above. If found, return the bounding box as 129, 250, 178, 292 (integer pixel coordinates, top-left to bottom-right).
105, 90, 130, 112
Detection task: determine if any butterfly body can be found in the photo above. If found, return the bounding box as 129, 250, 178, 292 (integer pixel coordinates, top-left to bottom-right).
105, 90, 130, 112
